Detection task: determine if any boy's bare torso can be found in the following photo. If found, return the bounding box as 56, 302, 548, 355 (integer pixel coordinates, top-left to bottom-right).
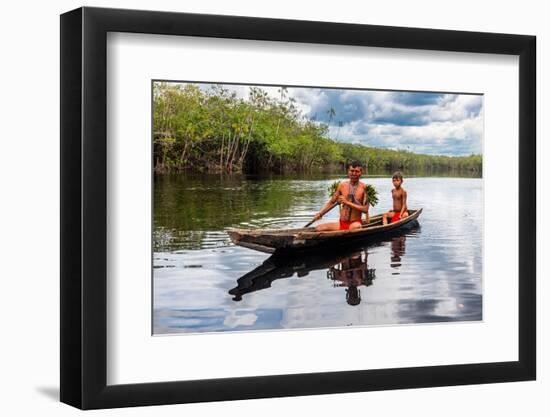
392, 187, 406, 212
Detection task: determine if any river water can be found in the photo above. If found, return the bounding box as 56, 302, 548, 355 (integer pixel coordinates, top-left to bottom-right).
153, 173, 482, 334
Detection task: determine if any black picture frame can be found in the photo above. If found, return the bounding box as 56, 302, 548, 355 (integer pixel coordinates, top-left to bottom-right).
60, 6, 536, 410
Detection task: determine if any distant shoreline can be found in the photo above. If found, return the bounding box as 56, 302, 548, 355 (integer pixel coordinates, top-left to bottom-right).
153, 169, 482, 180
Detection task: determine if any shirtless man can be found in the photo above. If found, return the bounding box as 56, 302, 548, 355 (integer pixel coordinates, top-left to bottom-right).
314, 160, 369, 231
382, 171, 409, 225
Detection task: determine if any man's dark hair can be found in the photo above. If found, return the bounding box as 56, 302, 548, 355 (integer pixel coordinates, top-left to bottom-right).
347, 160, 363, 169
392, 171, 404, 181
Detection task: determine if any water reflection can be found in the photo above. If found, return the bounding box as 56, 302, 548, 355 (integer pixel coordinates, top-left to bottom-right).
327, 252, 376, 306
390, 235, 406, 271
229, 232, 414, 307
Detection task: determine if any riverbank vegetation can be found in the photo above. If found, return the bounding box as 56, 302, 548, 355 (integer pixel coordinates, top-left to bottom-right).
153, 82, 482, 175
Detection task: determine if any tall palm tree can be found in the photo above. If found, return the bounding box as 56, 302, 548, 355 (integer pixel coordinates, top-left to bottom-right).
327, 107, 336, 124
336, 120, 343, 140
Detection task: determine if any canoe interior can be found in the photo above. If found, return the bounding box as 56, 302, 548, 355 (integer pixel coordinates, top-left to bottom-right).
227, 208, 422, 253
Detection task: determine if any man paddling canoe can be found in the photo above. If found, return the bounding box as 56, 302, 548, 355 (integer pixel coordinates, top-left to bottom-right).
313, 160, 369, 231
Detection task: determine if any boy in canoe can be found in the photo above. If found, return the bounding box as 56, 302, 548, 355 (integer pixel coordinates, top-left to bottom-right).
382, 171, 409, 225
313, 160, 369, 231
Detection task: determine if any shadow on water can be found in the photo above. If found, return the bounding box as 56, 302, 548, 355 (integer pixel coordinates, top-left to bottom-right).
229, 223, 419, 306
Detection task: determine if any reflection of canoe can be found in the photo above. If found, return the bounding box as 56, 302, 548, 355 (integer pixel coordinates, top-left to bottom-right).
227, 208, 422, 253
228, 244, 377, 301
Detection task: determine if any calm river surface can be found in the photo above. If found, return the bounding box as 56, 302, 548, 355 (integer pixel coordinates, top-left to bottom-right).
153, 173, 482, 334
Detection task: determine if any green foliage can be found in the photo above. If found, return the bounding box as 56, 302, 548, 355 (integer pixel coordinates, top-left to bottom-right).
339, 142, 481, 174
327, 180, 340, 197
327, 181, 379, 207
153, 82, 483, 175
365, 185, 379, 207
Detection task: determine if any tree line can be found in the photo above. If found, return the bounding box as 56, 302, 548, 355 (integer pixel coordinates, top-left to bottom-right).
153, 82, 482, 175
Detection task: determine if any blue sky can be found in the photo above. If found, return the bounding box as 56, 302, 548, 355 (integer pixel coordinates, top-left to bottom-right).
178, 82, 483, 156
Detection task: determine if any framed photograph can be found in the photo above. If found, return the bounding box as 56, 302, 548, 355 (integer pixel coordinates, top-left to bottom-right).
60, 6, 536, 409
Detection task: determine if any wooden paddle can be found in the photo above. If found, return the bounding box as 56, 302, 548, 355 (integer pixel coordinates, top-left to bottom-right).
304, 202, 339, 227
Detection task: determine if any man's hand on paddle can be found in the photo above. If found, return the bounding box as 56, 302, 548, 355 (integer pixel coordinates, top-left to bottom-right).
313, 212, 323, 221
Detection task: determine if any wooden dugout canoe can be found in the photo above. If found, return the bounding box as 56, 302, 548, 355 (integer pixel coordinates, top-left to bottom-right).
227, 208, 422, 253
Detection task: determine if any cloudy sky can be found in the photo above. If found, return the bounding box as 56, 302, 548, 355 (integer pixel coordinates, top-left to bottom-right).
188, 82, 483, 156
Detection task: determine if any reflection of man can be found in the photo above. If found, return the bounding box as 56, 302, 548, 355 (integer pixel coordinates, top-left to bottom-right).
314, 161, 369, 231
328, 252, 374, 306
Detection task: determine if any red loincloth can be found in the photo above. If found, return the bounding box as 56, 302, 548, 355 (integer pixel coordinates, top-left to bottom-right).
391, 212, 401, 223
339, 219, 362, 230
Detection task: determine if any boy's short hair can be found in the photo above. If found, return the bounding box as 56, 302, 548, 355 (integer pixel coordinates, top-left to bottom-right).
347, 160, 363, 169
392, 171, 404, 181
